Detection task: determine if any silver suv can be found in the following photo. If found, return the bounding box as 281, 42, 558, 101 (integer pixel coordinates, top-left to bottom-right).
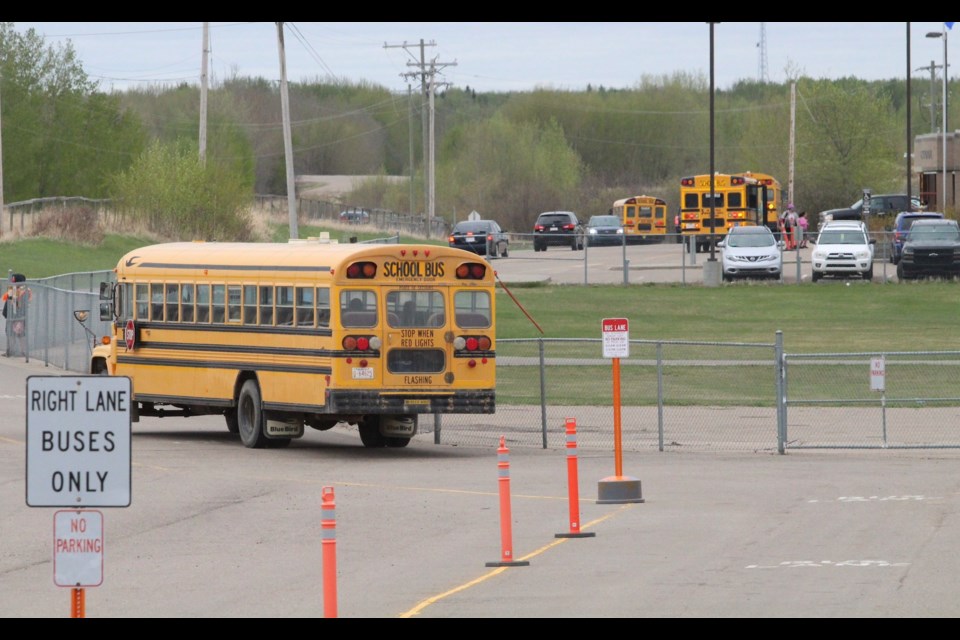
811, 220, 876, 282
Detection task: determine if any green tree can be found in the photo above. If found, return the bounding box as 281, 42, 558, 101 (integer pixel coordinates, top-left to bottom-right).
108, 139, 253, 241
1, 23, 145, 201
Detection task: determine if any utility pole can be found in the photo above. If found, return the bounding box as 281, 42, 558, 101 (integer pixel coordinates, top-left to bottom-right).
407, 85, 415, 216
199, 22, 209, 165
276, 22, 298, 240
788, 81, 796, 205
385, 40, 455, 238
384, 40, 435, 223
916, 60, 942, 133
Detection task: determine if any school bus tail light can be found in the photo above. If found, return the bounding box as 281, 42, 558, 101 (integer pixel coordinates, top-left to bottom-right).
456, 263, 486, 280
346, 262, 377, 279
453, 335, 492, 352
342, 335, 381, 351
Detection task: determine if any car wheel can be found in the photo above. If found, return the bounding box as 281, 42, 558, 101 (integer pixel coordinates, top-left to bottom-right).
501, 243, 508, 258
812, 270, 821, 283
864, 267, 873, 281
571, 237, 578, 250
896, 263, 906, 280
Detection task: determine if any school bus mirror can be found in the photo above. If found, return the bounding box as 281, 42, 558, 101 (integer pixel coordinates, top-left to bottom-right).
73, 310, 90, 324
99, 281, 114, 300
99, 302, 113, 322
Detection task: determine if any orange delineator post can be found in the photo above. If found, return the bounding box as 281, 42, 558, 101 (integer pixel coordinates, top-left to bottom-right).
71, 587, 85, 618
556, 418, 596, 539
485, 436, 530, 567
613, 357, 624, 477
321, 486, 338, 618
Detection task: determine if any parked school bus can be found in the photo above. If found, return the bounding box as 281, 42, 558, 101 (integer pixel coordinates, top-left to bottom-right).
679, 172, 783, 252
611, 195, 669, 243
93, 240, 496, 449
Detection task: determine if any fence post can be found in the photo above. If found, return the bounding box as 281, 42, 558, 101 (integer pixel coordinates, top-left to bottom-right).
776, 330, 785, 454
538, 337, 547, 449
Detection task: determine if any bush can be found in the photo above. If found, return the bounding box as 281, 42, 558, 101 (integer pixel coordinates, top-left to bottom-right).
22, 206, 105, 245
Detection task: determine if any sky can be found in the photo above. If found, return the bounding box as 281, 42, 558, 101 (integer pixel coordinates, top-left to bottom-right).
9, 22, 957, 93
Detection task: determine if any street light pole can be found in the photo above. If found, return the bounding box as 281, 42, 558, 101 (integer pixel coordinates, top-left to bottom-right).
927, 28, 948, 210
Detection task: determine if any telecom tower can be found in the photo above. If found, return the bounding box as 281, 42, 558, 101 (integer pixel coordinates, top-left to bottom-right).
758, 23, 768, 83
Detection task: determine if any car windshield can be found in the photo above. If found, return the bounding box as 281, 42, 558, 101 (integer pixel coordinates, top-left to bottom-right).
818, 230, 865, 245
726, 233, 775, 248
907, 226, 960, 242
453, 221, 494, 233
589, 216, 620, 227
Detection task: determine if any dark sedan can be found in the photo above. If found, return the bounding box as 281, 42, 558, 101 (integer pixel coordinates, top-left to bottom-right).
448, 220, 509, 258
585, 214, 625, 247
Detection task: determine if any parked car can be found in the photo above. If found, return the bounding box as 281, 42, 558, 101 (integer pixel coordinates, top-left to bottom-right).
339, 208, 370, 224
818, 194, 923, 227
533, 211, 585, 251
889, 211, 945, 264
585, 214, 624, 247
811, 220, 876, 282
717, 226, 783, 281
447, 219, 509, 257
896, 218, 960, 281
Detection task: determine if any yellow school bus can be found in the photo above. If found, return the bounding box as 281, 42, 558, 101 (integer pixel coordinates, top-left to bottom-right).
678, 172, 783, 252
611, 195, 669, 243
93, 240, 496, 449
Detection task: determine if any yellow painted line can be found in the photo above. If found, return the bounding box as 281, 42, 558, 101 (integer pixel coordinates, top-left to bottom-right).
398, 504, 634, 618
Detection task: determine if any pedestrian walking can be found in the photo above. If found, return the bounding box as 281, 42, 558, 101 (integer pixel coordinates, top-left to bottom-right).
781, 204, 798, 249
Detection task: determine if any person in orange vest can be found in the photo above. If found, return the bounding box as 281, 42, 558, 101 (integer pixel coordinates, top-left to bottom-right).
3, 273, 32, 357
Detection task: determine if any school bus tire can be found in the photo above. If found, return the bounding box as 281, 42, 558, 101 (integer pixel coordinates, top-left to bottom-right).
224, 408, 240, 434
385, 436, 411, 448
237, 379, 269, 448
359, 415, 387, 447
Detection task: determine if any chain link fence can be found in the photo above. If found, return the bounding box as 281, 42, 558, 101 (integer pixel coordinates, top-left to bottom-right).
5, 281, 958, 454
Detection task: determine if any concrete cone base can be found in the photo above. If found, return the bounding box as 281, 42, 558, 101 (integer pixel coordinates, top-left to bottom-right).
597, 475, 645, 504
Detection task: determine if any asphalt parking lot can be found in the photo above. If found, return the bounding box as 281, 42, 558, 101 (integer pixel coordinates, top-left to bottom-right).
2, 354, 960, 618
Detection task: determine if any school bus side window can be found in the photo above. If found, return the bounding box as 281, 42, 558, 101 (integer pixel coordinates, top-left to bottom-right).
196, 284, 211, 323
243, 285, 257, 324
276, 286, 294, 326
135, 283, 149, 320
121, 283, 133, 321
181, 283, 195, 322
258, 286, 274, 325
317, 287, 330, 327
211, 285, 226, 323
296, 286, 315, 327
151, 283, 164, 321
165, 283, 179, 322
226, 285, 242, 323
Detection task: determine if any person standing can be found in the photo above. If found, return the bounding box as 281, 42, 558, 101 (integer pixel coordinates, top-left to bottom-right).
2, 273, 32, 358
797, 211, 809, 248
781, 204, 798, 250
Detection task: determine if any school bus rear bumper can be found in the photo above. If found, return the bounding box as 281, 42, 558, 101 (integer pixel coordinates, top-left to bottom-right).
325, 389, 495, 414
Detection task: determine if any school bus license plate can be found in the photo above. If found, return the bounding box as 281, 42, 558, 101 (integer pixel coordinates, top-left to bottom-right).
352, 367, 374, 380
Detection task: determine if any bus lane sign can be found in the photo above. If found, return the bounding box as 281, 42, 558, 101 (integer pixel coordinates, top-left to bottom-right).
26, 376, 132, 508
602, 318, 630, 358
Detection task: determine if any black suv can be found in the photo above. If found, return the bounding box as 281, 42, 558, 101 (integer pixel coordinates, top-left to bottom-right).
533, 211, 585, 251
896, 218, 960, 280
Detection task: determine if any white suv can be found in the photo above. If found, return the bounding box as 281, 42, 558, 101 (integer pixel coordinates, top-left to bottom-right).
811, 220, 876, 282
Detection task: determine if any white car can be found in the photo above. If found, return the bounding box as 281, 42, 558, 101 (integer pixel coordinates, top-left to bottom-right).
811, 221, 875, 282
717, 226, 783, 281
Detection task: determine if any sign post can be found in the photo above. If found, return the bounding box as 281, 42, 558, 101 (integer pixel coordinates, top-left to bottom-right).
597, 319, 644, 504
871, 356, 888, 447
26, 375, 132, 617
